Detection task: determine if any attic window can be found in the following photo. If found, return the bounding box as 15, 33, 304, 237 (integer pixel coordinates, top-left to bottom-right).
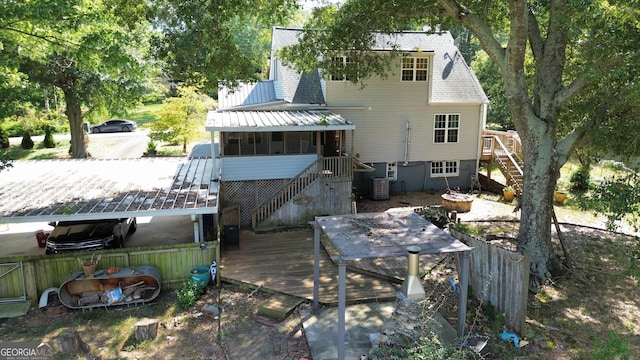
434, 114, 459, 143
331, 56, 356, 81
402, 57, 429, 82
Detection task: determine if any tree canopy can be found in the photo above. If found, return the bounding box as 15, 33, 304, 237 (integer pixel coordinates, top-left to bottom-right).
280, 0, 640, 283
1, 0, 156, 158
150, 0, 300, 91
148, 87, 215, 153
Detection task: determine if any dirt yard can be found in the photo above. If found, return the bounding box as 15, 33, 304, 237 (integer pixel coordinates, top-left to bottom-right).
1, 191, 638, 359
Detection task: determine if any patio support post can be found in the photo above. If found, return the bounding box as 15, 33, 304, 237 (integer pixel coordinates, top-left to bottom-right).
457, 250, 472, 337
337, 258, 347, 360
312, 219, 320, 313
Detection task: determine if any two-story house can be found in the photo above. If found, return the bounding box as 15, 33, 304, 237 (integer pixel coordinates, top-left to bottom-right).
205, 27, 488, 230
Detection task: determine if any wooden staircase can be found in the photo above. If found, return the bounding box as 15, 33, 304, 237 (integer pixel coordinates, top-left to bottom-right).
481, 131, 524, 195
250, 156, 352, 229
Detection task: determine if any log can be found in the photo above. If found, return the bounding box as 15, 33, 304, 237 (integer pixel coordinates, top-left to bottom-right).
77, 292, 101, 306
134, 318, 159, 342
57, 330, 90, 356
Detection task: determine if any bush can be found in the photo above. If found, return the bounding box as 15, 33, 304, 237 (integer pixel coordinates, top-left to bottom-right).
175, 280, 204, 309
414, 206, 451, 229
20, 133, 34, 149
0, 129, 9, 149
43, 125, 56, 148
570, 167, 591, 191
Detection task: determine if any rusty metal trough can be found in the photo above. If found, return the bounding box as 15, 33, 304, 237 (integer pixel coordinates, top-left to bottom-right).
59, 265, 162, 309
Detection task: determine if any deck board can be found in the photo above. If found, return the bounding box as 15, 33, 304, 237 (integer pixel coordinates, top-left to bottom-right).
219, 228, 400, 305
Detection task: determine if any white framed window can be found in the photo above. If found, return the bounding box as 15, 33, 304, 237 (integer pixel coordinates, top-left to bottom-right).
431, 160, 459, 177
401, 56, 429, 82
330, 56, 356, 81
434, 114, 460, 143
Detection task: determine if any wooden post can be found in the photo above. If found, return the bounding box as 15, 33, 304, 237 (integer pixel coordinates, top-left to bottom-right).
57, 330, 90, 356
134, 318, 159, 342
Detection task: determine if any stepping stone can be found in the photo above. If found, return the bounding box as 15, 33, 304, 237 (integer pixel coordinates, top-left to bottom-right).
258, 294, 305, 320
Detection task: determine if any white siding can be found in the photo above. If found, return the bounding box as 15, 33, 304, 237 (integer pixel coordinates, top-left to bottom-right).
327, 60, 482, 164
220, 155, 317, 181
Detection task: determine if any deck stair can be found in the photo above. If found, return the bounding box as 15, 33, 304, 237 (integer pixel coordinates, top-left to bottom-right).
250, 156, 351, 229
257, 293, 305, 320
481, 131, 524, 195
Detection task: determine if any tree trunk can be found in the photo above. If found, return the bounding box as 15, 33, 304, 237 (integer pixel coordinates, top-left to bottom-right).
516, 120, 561, 283
64, 91, 88, 159
133, 318, 159, 342
56, 330, 90, 356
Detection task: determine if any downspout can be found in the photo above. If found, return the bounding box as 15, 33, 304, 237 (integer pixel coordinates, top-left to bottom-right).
403, 121, 411, 166
476, 103, 488, 178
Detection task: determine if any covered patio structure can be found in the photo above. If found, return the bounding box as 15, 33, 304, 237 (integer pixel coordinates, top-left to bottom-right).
312, 210, 473, 360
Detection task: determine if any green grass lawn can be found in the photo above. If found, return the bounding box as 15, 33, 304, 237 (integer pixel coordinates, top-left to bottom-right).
127, 102, 162, 126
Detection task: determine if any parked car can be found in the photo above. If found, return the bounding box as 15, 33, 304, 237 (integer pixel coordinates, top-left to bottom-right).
45, 218, 137, 254
90, 119, 137, 133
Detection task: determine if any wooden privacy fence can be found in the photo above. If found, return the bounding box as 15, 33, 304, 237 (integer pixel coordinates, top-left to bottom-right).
0, 242, 219, 307
451, 228, 530, 334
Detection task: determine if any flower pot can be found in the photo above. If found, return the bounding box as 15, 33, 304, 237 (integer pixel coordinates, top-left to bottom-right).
82, 263, 97, 277
554, 191, 567, 204
503, 190, 515, 201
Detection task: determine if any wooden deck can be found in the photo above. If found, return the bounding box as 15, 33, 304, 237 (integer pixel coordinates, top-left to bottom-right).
219, 227, 449, 305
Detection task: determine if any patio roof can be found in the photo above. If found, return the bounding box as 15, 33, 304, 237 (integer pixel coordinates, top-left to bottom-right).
0, 157, 218, 224
315, 210, 473, 260
312, 210, 473, 359
205, 110, 355, 132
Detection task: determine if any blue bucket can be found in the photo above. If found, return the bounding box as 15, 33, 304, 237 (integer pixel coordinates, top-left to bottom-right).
190, 266, 210, 288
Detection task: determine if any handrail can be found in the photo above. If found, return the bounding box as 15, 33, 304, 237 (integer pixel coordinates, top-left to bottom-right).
482, 135, 524, 194
251, 156, 352, 228
483, 130, 522, 159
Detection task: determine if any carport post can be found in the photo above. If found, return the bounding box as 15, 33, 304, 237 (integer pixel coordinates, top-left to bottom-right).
191, 214, 199, 243
197, 214, 204, 242
337, 258, 346, 360
457, 250, 471, 337
312, 220, 320, 313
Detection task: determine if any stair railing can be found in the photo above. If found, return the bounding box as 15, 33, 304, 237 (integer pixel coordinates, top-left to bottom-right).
482, 135, 524, 195
251, 156, 352, 228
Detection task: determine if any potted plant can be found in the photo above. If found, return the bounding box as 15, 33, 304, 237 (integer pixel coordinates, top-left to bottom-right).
554, 189, 568, 204
146, 140, 158, 156
503, 185, 516, 201
77, 253, 101, 277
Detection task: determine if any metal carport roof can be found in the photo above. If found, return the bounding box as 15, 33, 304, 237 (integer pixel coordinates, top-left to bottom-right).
0, 157, 218, 224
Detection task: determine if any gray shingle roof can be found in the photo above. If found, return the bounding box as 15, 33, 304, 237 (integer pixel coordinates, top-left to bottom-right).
270, 27, 487, 104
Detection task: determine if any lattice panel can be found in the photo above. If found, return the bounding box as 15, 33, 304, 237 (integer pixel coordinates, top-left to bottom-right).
221, 179, 288, 225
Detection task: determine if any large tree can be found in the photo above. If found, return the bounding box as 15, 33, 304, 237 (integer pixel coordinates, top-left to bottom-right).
1, 0, 154, 158
150, 0, 300, 90
280, 0, 639, 284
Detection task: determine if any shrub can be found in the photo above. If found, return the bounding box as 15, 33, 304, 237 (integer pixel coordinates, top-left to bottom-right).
414, 206, 451, 229
0, 128, 9, 149
570, 167, 591, 191
43, 125, 56, 148
175, 280, 204, 309
20, 132, 34, 149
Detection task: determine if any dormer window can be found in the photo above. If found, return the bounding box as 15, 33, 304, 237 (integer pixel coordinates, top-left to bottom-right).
401, 57, 429, 82
331, 56, 356, 81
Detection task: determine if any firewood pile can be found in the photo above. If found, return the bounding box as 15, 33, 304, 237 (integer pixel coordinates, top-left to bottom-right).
73, 281, 157, 307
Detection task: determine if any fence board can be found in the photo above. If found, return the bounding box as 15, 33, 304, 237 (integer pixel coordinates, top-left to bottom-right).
451, 229, 529, 334
0, 242, 219, 306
